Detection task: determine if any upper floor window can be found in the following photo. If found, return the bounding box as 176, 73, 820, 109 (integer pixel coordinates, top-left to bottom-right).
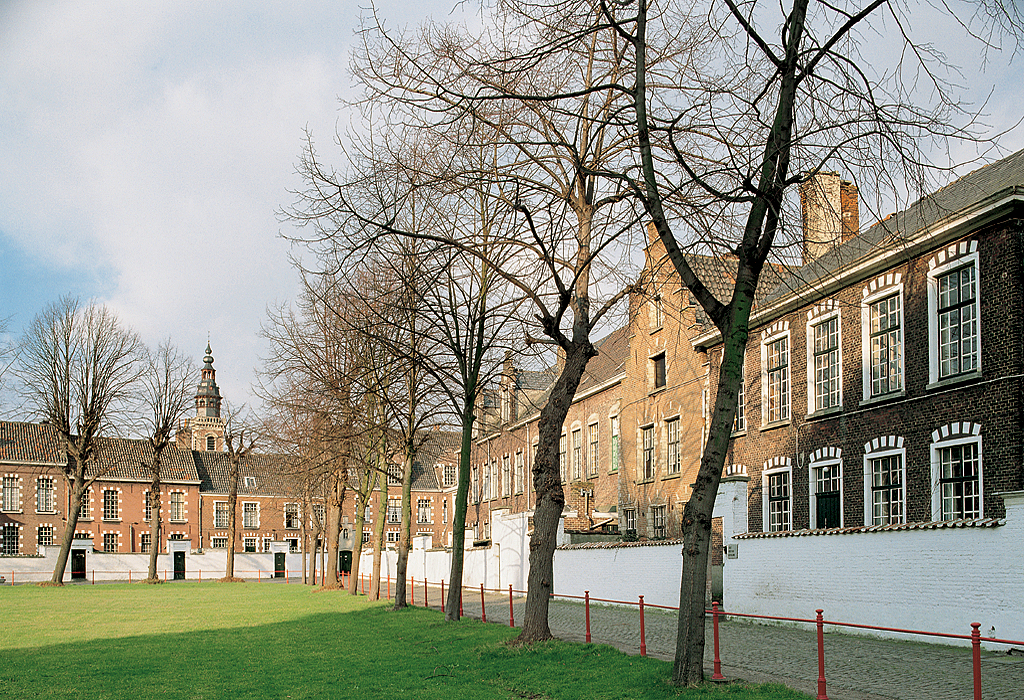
514, 451, 524, 494
733, 360, 746, 432
609, 416, 620, 472
665, 417, 681, 475
36, 477, 54, 513
502, 454, 511, 497
762, 325, 791, 425
242, 502, 259, 528
641, 425, 655, 480
571, 428, 583, 481
103, 490, 119, 521
2, 476, 20, 512
206, 435, 216, 451
928, 243, 980, 385
312, 504, 325, 527
417, 498, 431, 524
168, 492, 184, 521
285, 503, 300, 530
387, 500, 401, 523
214, 501, 229, 528
587, 423, 599, 478
79, 492, 91, 520
559, 433, 567, 483
442, 463, 457, 488
810, 313, 841, 412
867, 291, 903, 397
651, 294, 664, 330
651, 353, 667, 390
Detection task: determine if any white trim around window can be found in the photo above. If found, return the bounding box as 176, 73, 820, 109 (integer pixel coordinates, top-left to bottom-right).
862, 436, 906, 526
927, 242, 981, 387
760, 321, 791, 427
806, 301, 843, 416
930, 422, 983, 521
761, 457, 792, 532
861, 273, 905, 403
807, 447, 843, 529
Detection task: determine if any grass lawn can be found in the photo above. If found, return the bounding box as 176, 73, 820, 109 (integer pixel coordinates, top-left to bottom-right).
0, 582, 811, 700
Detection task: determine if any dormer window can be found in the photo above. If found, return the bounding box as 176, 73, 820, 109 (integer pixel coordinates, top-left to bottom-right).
243, 476, 256, 488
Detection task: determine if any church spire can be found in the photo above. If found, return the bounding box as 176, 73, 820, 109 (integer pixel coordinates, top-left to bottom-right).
195, 343, 222, 418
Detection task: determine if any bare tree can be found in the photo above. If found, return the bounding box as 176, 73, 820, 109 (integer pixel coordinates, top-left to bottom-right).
222, 404, 257, 582
138, 341, 195, 582
15, 296, 143, 584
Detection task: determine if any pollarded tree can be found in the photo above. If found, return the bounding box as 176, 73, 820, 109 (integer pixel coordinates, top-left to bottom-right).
16, 296, 143, 584
138, 341, 195, 582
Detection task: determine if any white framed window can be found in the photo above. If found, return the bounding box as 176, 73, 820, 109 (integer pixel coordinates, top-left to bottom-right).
2, 475, 21, 512
928, 243, 981, 386
262, 537, 272, 552
312, 504, 325, 528
502, 454, 511, 497
862, 436, 906, 526
808, 448, 842, 529
210, 536, 228, 549
103, 490, 119, 521
571, 427, 583, 480
243, 537, 257, 552
386, 531, 400, 543
387, 499, 401, 523
442, 499, 448, 524
762, 457, 792, 532
284, 503, 300, 530
471, 466, 479, 504
169, 492, 184, 522
78, 490, 91, 520
443, 463, 457, 488
609, 415, 620, 472
760, 322, 791, 425
559, 432, 567, 483
623, 507, 636, 534
733, 359, 746, 433
37, 525, 54, 547
587, 423, 599, 478
861, 274, 905, 400
144, 491, 152, 521
514, 451, 524, 494
243, 476, 257, 488
651, 504, 667, 538
641, 425, 655, 480
665, 417, 681, 475
930, 423, 983, 520
417, 498, 431, 524
140, 532, 152, 553
103, 532, 118, 552
806, 302, 842, 414
36, 477, 54, 513
242, 502, 259, 528
214, 501, 229, 528
0, 522, 18, 555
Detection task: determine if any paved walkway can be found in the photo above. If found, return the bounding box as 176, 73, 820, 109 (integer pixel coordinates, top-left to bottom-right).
430, 587, 1024, 700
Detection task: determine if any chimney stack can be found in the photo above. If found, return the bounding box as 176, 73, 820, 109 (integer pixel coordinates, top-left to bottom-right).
800, 172, 858, 263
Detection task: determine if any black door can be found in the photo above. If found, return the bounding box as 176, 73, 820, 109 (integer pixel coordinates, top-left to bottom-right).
339, 550, 352, 574
274, 552, 285, 578
817, 492, 840, 528
71, 550, 86, 580
173, 550, 185, 580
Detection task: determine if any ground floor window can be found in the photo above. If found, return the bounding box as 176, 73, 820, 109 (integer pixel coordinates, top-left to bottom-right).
871, 454, 903, 525
211, 537, 227, 549
938, 442, 981, 519
37, 525, 53, 547
262, 537, 272, 552
386, 531, 399, 543
651, 505, 667, 538
103, 533, 118, 552
813, 462, 841, 528
287, 538, 299, 553
622, 508, 636, 535
243, 537, 256, 552
767, 471, 791, 532
141, 533, 152, 553
2, 523, 19, 555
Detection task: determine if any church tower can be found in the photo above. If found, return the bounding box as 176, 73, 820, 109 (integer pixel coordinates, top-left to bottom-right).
176, 343, 226, 451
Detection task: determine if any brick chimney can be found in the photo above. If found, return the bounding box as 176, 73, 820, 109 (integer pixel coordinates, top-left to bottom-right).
800, 172, 859, 263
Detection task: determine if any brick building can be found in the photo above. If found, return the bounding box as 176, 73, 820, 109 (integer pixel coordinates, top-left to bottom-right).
695, 150, 1024, 537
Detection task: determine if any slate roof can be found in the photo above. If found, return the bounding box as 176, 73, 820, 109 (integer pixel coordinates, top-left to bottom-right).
193, 451, 297, 497
90, 437, 201, 483
0, 421, 65, 465
411, 429, 460, 491
760, 148, 1024, 308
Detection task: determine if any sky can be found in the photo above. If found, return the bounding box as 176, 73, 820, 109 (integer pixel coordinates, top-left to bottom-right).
1, 1, 1021, 418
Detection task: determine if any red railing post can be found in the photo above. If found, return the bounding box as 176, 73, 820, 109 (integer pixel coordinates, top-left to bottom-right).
638, 595, 647, 656
480, 583, 487, 622
459, 586, 463, 617
424, 578, 429, 608
509, 585, 514, 627
387, 574, 390, 600
128, 570, 132, 584
816, 609, 828, 700
585, 591, 592, 643
971, 622, 982, 700
441, 580, 445, 613
93, 570, 96, 585
411, 577, 415, 605
712, 602, 725, 681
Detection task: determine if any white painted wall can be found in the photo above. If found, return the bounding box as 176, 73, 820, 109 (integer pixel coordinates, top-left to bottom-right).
722, 491, 1024, 645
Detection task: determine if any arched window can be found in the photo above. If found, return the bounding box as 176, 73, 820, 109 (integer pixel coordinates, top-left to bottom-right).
206, 435, 215, 451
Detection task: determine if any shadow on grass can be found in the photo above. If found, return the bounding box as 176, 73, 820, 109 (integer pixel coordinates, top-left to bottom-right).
0, 602, 811, 700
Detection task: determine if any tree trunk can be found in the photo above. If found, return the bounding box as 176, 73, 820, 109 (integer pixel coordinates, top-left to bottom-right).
515, 341, 594, 642
348, 491, 365, 594
225, 459, 239, 579
146, 452, 162, 580
50, 473, 87, 584
393, 447, 414, 609
445, 399, 476, 620
370, 475, 387, 600
322, 477, 343, 590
